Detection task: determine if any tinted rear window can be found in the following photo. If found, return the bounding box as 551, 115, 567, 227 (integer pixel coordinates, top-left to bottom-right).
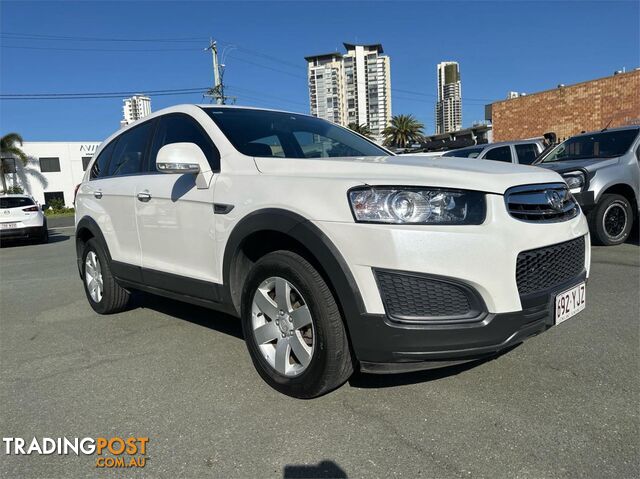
1, 197, 34, 208
108, 121, 152, 176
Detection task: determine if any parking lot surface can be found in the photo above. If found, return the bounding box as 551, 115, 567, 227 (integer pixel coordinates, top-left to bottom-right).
1, 225, 638, 478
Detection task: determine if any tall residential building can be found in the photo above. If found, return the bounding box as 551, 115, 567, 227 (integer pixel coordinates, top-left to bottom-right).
120, 94, 152, 127
435, 62, 462, 134
306, 43, 392, 141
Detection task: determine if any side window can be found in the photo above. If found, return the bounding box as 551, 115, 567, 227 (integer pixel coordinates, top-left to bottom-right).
515, 144, 539, 165
149, 114, 220, 171
107, 121, 153, 177
484, 146, 512, 163
90, 140, 117, 179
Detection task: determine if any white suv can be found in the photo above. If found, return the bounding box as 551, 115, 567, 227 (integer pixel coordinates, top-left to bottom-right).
1, 194, 48, 244
75, 105, 591, 398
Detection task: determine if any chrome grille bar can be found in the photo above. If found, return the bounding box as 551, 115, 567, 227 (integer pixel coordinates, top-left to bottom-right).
505, 183, 580, 223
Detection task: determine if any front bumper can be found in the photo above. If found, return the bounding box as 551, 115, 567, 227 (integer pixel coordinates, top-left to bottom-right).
313, 193, 591, 373
351, 271, 586, 373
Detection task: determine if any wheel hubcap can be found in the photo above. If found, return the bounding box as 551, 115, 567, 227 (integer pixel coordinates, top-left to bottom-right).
85, 251, 103, 303
603, 202, 627, 239
251, 277, 314, 377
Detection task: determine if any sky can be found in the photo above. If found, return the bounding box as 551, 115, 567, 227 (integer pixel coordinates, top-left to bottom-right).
1, 0, 639, 141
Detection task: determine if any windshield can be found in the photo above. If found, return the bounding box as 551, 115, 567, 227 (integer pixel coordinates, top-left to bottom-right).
0, 197, 34, 208
203, 107, 389, 158
540, 129, 639, 163
442, 147, 485, 158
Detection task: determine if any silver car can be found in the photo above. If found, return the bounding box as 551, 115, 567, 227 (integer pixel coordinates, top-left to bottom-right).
536, 126, 640, 246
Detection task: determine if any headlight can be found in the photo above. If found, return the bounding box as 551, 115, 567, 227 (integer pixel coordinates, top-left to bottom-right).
348, 187, 486, 224
562, 171, 586, 190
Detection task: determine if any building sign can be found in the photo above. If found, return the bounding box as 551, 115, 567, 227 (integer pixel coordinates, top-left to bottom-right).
79, 144, 99, 156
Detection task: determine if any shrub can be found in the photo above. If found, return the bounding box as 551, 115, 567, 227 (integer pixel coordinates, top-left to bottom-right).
48, 198, 66, 211
6, 185, 24, 194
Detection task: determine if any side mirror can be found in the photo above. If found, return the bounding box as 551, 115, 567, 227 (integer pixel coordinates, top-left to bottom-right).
156, 142, 213, 189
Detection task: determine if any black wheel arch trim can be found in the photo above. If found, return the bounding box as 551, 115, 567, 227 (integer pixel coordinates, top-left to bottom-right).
222, 208, 367, 327
75, 216, 111, 277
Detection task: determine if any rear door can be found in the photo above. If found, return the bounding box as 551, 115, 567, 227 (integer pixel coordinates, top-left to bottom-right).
134, 113, 221, 290
83, 121, 153, 269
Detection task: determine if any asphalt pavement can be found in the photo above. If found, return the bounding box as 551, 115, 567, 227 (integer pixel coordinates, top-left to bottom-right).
0, 225, 638, 478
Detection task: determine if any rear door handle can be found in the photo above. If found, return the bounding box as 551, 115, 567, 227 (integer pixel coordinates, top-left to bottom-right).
137, 192, 152, 202
93, 191, 103, 199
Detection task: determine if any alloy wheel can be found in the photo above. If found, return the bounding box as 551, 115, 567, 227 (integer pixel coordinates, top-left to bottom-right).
251, 276, 315, 377
603, 201, 628, 240
85, 251, 104, 303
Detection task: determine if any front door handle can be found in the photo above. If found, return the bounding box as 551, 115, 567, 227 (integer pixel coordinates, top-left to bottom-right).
137, 192, 152, 202
93, 191, 103, 199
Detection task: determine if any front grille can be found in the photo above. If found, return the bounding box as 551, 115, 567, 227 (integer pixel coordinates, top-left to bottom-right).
375, 270, 483, 321
505, 183, 580, 223
516, 236, 586, 296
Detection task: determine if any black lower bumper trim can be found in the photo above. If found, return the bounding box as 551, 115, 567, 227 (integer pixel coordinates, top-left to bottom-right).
574, 191, 596, 210
349, 273, 587, 372
0, 226, 45, 240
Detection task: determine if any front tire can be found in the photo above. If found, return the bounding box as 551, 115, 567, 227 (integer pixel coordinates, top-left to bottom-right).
241, 251, 353, 398
589, 194, 633, 246
82, 238, 130, 314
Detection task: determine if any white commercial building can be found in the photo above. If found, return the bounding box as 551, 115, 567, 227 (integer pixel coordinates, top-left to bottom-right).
2, 141, 100, 207
435, 61, 462, 134
306, 43, 392, 142
121, 94, 151, 127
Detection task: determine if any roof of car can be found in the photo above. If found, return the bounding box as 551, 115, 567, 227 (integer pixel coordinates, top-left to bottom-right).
0, 194, 32, 198
451, 138, 544, 152
570, 125, 640, 137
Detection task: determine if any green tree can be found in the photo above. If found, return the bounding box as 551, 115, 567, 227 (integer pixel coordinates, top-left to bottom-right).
382, 115, 425, 148
1, 133, 29, 193
347, 122, 373, 139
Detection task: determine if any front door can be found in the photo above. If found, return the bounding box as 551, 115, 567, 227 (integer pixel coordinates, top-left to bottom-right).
134, 113, 222, 297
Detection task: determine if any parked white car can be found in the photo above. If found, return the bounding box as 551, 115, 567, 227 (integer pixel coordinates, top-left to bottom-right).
442, 139, 546, 164
75, 105, 590, 398
0, 194, 48, 243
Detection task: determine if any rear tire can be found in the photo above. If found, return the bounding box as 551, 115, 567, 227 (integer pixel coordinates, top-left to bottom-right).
82, 238, 130, 314
241, 250, 353, 398
588, 194, 633, 246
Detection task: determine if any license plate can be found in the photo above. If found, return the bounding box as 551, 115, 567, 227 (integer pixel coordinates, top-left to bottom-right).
555, 282, 586, 325
0, 223, 17, 229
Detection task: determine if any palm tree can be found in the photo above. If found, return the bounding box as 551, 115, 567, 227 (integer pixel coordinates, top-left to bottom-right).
1, 133, 29, 193
348, 122, 373, 139
382, 115, 425, 148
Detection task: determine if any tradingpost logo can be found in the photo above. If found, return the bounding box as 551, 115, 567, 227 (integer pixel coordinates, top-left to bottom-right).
3, 436, 149, 468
